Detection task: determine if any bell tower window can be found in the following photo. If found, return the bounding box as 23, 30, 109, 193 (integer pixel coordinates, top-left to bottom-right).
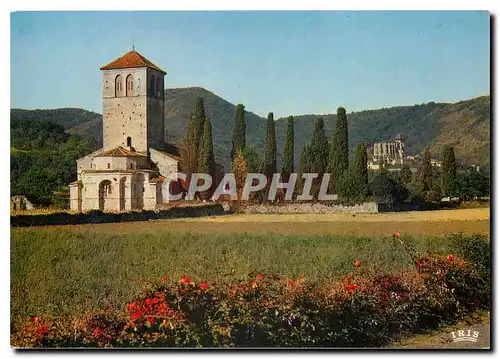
150, 75, 155, 97
115, 75, 124, 97
126, 74, 134, 96
127, 136, 132, 147
156, 77, 161, 98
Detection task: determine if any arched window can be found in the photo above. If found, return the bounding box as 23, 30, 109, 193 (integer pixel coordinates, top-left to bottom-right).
126, 74, 134, 96
107, 163, 110, 169
156, 77, 161, 98
115, 75, 124, 97
150, 75, 155, 97
127, 136, 132, 147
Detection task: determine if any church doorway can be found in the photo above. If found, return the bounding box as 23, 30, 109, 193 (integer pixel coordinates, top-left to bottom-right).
98, 179, 112, 211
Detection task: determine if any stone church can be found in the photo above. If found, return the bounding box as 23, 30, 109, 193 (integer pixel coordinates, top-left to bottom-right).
69, 50, 183, 212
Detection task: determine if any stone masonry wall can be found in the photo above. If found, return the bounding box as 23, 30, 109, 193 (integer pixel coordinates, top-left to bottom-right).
242, 202, 379, 214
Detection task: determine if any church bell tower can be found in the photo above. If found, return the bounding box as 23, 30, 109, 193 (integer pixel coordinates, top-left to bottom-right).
100, 50, 166, 153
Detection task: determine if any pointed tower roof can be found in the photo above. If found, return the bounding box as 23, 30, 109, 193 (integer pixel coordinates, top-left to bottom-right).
100, 50, 166, 74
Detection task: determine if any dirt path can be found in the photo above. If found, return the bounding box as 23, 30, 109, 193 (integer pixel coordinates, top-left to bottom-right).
389, 312, 490, 349
19, 207, 489, 237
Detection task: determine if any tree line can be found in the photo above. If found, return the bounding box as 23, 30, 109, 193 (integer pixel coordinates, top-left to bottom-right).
180, 97, 490, 206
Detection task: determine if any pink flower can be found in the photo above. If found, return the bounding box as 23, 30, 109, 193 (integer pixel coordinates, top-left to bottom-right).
256, 274, 264, 280
200, 282, 209, 290
251, 281, 257, 288
354, 260, 361, 268
161, 276, 168, 281
393, 232, 401, 239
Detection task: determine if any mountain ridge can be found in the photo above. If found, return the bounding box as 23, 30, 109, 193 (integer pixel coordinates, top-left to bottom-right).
10, 88, 490, 171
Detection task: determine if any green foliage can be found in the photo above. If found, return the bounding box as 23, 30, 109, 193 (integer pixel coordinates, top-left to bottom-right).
230, 104, 246, 161
420, 148, 432, 193
456, 167, 489, 201
400, 165, 412, 185
197, 117, 216, 176
242, 147, 263, 173
299, 144, 312, 174
190, 97, 206, 151
309, 118, 329, 175
328, 107, 349, 191
352, 143, 368, 196
442, 146, 458, 196
338, 170, 365, 203
370, 171, 401, 206
10, 117, 97, 206
282, 116, 295, 175
179, 119, 198, 185
263, 112, 277, 178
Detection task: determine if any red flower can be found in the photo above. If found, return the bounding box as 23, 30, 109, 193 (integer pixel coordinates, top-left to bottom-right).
146, 316, 154, 324
383, 281, 390, 288
180, 275, 194, 285
92, 328, 102, 337
31, 316, 38, 324
346, 283, 358, 292
256, 274, 264, 280
35, 324, 48, 337
145, 298, 152, 307
288, 280, 296, 288
130, 310, 142, 320
407, 244, 413, 248
447, 254, 455, 262
393, 232, 401, 239
200, 282, 209, 290
161, 276, 168, 281
354, 260, 361, 268
152, 297, 159, 304
251, 281, 257, 288
127, 302, 137, 312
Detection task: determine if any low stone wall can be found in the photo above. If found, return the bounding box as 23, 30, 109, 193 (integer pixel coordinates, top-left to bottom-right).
10, 204, 226, 227
242, 202, 379, 214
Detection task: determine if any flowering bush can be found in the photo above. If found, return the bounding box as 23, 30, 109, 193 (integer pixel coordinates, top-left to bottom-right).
11, 235, 490, 348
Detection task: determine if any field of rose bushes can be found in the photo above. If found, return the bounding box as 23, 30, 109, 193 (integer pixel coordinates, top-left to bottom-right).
11, 228, 490, 348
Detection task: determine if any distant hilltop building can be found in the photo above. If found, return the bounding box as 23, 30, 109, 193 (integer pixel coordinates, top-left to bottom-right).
372, 133, 406, 164
69, 50, 185, 212
367, 133, 444, 172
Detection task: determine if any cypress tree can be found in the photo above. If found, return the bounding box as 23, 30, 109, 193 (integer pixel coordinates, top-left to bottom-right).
442, 146, 457, 196
328, 107, 349, 192
231, 104, 246, 160
420, 148, 432, 192
299, 144, 312, 175
190, 97, 206, 150
353, 142, 368, 190
263, 112, 277, 179
197, 117, 216, 200
309, 117, 329, 175
198, 117, 216, 176
282, 116, 295, 176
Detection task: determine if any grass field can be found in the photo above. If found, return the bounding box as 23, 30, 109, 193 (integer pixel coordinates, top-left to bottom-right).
10, 208, 489, 332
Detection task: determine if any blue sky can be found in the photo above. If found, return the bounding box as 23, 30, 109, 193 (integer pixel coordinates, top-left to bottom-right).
11, 11, 490, 119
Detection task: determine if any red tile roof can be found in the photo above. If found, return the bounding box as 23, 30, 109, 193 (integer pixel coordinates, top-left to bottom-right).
96, 146, 147, 158
100, 50, 166, 74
